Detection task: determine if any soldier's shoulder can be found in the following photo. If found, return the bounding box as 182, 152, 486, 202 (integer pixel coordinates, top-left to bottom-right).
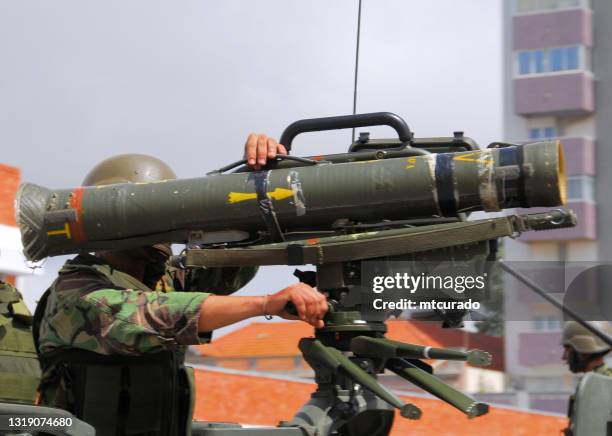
53, 254, 114, 293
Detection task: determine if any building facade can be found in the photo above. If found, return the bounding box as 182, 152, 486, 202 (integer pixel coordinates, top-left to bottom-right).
502, 0, 611, 413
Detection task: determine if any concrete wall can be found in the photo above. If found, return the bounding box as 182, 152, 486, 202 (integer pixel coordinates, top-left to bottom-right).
513, 8, 592, 50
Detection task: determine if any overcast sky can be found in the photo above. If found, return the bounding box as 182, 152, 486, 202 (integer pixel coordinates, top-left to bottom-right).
0, 0, 503, 330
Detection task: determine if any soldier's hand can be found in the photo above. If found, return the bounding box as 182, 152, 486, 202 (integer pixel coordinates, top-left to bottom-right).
267, 283, 327, 328
244, 133, 287, 170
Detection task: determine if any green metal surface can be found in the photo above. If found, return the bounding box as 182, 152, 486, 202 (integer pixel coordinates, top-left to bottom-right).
350, 336, 492, 367
298, 338, 421, 420
17, 142, 564, 261
386, 359, 489, 419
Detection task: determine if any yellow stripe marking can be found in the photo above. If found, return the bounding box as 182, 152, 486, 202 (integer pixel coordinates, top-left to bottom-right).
405, 157, 417, 169
47, 223, 72, 239
453, 152, 493, 164
228, 187, 295, 204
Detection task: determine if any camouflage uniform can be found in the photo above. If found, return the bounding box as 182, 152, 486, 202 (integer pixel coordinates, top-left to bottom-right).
37, 253, 209, 358
32, 153, 257, 435
37, 254, 256, 358
0, 280, 40, 404
33, 251, 256, 435
562, 321, 612, 436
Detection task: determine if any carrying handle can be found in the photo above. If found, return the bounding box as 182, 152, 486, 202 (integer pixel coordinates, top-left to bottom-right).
207, 154, 319, 175
279, 112, 414, 152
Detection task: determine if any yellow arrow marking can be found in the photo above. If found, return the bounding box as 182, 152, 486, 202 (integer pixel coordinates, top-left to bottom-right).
46, 222, 72, 239
405, 157, 417, 169
453, 152, 493, 164
228, 187, 295, 204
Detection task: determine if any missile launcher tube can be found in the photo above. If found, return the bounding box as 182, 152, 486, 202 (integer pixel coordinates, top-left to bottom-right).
17, 142, 565, 261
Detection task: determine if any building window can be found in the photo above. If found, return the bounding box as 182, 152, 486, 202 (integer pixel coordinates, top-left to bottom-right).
550, 48, 564, 71
516, 46, 586, 76
519, 52, 532, 75
566, 175, 594, 201
533, 316, 562, 331
515, 0, 588, 14
566, 46, 579, 70
529, 126, 557, 139
534, 50, 545, 73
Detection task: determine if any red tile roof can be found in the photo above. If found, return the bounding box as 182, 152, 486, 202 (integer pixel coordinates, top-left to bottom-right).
0, 163, 20, 227
193, 368, 566, 435
194, 320, 505, 371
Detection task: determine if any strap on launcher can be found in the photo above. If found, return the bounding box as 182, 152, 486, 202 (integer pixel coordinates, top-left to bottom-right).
251, 171, 285, 243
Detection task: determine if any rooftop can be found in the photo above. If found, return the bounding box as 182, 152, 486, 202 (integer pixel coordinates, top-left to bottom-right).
193, 366, 566, 435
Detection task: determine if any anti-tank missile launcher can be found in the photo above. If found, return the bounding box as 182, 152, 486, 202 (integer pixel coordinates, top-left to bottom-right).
15, 113, 577, 435
18, 112, 567, 262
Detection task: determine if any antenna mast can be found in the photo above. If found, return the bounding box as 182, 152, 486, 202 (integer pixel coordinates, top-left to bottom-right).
351, 0, 363, 143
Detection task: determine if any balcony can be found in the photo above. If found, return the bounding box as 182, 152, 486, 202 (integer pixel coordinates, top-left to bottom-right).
514, 72, 593, 116
513, 8, 592, 51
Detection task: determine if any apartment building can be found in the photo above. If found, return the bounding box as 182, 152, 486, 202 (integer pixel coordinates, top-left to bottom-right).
502, 0, 611, 413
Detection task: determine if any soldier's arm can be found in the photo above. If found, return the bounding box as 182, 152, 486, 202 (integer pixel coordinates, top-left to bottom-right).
77, 287, 210, 353
197, 282, 327, 331
75, 281, 325, 354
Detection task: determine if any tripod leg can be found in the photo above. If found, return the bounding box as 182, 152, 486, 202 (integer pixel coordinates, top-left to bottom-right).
386, 358, 489, 418
289, 338, 400, 436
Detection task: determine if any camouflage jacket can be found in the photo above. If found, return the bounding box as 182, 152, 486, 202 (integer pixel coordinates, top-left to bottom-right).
36, 253, 257, 357
34, 253, 257, 425
37, 254, 211, 357
0, 281, 41, 404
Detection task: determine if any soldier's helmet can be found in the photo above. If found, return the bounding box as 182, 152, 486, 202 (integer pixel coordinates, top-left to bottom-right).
83, 154, 176, 186
83, 154, 176, 256
562, 321, 612, 354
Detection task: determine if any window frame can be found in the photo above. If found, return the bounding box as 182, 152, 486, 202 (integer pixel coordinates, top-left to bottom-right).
515, 45, 588, 77
566, 175, 595, 201
528, 126, 557, 139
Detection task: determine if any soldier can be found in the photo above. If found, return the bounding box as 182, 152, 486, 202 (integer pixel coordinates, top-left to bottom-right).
562, 321, 612, 436
0, 280, 40, 404
32, 134, 327, 436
